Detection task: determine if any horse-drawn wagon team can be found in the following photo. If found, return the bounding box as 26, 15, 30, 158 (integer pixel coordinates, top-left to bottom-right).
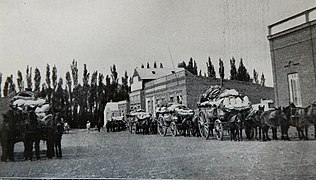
1, 85, 316, 162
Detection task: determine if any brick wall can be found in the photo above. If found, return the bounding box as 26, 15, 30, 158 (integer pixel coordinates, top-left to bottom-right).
269, 20, 316, 107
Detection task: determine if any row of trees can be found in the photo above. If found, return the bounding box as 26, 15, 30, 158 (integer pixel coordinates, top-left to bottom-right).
0, 60, 130, 128
178, 57, 266, 86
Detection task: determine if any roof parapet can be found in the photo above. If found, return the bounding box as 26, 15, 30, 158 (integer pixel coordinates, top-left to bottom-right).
268, 7, 316, 36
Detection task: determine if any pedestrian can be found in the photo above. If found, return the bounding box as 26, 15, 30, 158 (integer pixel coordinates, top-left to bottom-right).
97, 120, 102, 132
86, 121, 91, 133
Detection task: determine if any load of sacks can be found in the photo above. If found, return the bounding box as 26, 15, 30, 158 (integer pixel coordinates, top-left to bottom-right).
10, 91, 53, 126
199, 85, 251, 110
156, 104, 194, 116
130, 109, 151, 120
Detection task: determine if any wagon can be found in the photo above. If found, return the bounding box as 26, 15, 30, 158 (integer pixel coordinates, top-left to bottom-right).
198, 105, 249, 140
126, 109, 151, 134
197, 85, 252, 140
156, 104, 194, 137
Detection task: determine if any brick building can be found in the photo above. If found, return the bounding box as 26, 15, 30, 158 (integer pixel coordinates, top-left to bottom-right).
144, 69, 274, 115
129, 67, 181, 111
268, 7, 316, 107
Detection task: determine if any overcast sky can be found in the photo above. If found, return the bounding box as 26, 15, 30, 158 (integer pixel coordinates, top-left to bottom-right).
0, 0, 315, 91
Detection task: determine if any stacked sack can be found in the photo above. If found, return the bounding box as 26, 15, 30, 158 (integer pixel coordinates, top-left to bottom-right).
156, 104, 194, 117
10, 91, 53, 126
200, 86, 251, 111
167, 104, 194, 116
130, 109, 151, 120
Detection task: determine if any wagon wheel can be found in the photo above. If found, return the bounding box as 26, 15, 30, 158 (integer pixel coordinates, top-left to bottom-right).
214, 120, 223, 141
157, 117, 166, 136
198, 111, 211, 140
170, 122, 178, 137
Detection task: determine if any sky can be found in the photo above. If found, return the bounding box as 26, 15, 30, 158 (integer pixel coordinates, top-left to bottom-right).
0, 0, 315, 92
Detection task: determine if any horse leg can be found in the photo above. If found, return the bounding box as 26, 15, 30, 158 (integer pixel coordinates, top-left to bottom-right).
35, 139, 40, 160
238, 126, 242, 141
8, 140, 15, 162
58, 137, 62, 158
296, 127, 303, 140
272, 127, 277, 140
305, 126, 309, 140
266, 126, 271, 141
314, 121, 316, 139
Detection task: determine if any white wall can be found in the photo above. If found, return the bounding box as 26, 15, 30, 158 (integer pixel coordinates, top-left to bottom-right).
131, 76, 142, 91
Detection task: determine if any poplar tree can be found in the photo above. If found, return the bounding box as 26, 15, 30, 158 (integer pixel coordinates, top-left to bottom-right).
34, 67, 41, 91
230, 57, 237, 80
207, 57, 216, 78
17, 70, 24, 92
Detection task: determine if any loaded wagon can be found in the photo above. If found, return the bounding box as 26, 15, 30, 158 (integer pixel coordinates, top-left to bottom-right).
197, 85, 251, 140
106, 116, 126, 132
156, 104, 194, 137
126, 109, 152, 134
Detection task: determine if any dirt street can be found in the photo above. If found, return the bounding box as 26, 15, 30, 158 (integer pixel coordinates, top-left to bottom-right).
1, 128, 316, 179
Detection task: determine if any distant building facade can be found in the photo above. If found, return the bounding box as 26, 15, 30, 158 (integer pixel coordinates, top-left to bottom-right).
268, 7, 316, 107
144, 69, 274, 116
129, 67, 182, 111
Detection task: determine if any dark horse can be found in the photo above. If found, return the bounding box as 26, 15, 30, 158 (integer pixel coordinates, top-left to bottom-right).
283, 103, 311, 140
260, 107, 287, 141
244, 106, 265, 140
1, 109, 23, 162
308, 103, 316, 139
228, 112, 243, 141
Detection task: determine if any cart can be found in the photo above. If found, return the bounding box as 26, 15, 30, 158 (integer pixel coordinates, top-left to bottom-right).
156, 104, 194, 137
197, 86, 251, 140
127, 109, 151, 134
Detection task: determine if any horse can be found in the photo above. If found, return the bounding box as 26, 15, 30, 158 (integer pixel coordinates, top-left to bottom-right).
53, 113, 64, 159
307, 103, 316, 139
283, 103, 311, 140
22, 109, 41, 161
1, 109, 23, 162
177, 116, 194, 137
228, 112, 243, 141
244, 106, 265, 140
260, 107, 287, 141
190, 114, 201, 137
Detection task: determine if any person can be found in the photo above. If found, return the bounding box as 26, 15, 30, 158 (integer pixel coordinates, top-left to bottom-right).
97, 120, 102, 132
86, 121, 91, 133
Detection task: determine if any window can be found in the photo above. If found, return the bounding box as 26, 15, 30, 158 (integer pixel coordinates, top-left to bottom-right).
170, 96, 174, 103
288, 73, 302, 107
177, 94, 183, 104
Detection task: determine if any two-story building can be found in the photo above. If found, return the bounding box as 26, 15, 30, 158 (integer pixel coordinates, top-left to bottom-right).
268, 7, 316, 107
129, 67, 182, 111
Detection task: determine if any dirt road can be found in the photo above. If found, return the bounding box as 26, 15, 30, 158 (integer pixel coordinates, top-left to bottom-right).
1, 129, 316, 179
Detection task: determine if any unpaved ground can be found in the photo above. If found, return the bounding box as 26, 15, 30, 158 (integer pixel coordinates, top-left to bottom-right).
0, 128, 316, 179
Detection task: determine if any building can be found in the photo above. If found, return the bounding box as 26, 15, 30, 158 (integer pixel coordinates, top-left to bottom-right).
144, 69, 274, 115
268, 7, 316, 107
103, 100, 128, 127
129, 67, 182, 111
